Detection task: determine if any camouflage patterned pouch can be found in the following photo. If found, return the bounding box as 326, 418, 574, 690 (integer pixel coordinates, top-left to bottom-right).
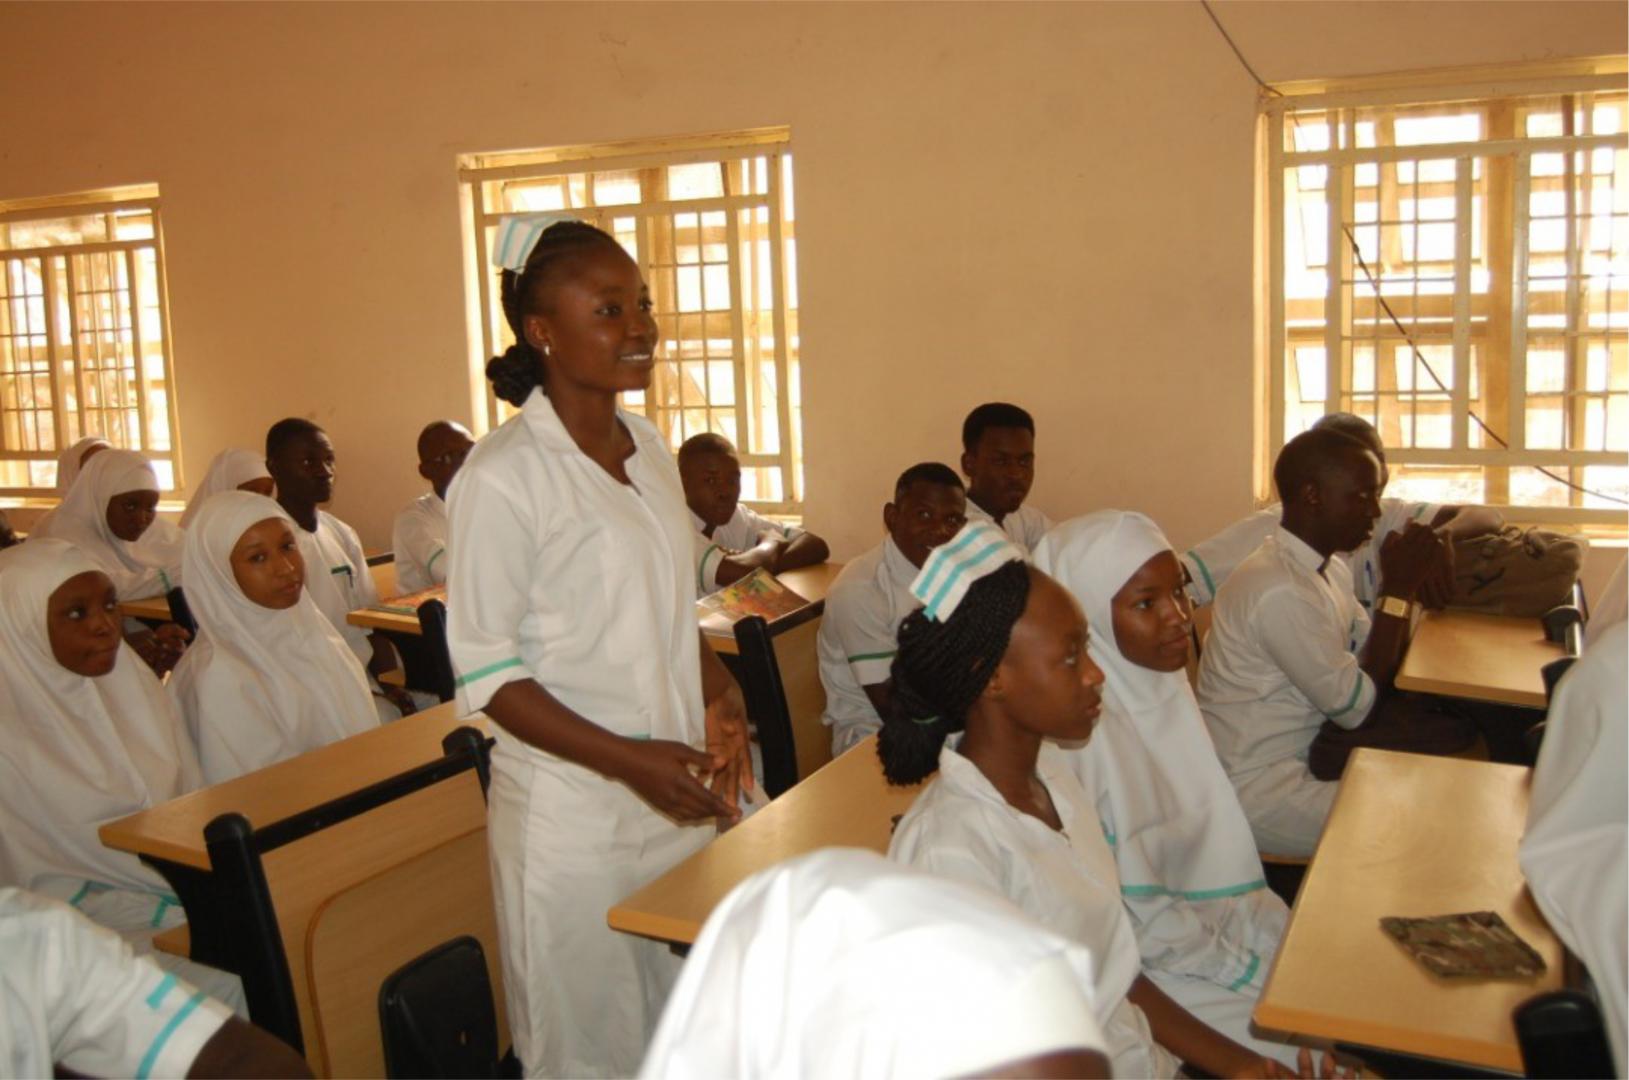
1380, 911, 1547, 978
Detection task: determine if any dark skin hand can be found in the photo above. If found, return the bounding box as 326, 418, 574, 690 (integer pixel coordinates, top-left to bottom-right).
187, 1016, 312, 1078
126, 623, 189, 677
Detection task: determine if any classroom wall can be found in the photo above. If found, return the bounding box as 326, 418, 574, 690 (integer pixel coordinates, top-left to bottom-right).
2, 1, 1621, 557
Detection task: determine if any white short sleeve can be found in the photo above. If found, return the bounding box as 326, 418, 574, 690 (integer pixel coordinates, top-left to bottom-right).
1256, 587, 1376, 729
832, 596, 903, 686
446, 465, 540, 714
1, 889, 232, 1080
694, 534, 727, 594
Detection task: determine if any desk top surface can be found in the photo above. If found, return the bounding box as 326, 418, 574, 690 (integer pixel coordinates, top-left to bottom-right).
1255, 748, 1560, 1072
99, 702, 485, 871
1395, 609, 1561, 708
609, 734, 922, 944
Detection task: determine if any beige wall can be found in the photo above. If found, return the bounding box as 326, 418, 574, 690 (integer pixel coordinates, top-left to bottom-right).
2, 1, 1621, 557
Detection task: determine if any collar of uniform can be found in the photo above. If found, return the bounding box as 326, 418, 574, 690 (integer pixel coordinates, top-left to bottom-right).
1273, 524, 1329, 577
519, 385, 650, 461
883, 536, 919, 587
935, 740, 1082, 834
688, 507, 709, 535
426, 492, 446, 513
964, 498, 997, 527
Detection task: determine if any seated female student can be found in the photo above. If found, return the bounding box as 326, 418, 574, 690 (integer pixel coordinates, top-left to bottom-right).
167, 491, 379, 784
31, 448, 190, 675
0, 539, 243, 1011
178, 448, 275, 528
882, 521, 1333, 1080
54, 435, 110, 496
1034, 510, 1295, 1062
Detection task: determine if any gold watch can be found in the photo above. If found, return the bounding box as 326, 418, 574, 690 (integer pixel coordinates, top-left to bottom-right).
1377, 594, 1413, 620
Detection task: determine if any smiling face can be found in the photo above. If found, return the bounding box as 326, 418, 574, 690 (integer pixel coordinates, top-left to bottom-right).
884, 481, 968, 568
46, 570, 122, 676
267, 429, 336, 507
681, 448, 742, 529
229, 517, 305, 610
521, 242, 660, 396
105, 489, 160, 543
962, 426, 1036, 518
1110, 550, 1193, 673
990, 571, 1105, 743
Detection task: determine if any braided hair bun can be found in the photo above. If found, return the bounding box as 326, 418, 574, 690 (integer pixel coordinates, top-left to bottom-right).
877, 560, 1032, 786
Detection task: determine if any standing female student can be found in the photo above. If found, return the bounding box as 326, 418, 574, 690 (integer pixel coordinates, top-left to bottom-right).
447, 217, 752, 1077
178, 448, 275, 528
1034, 511, 1294, 1062
167, 492, 379, 784
882, 521, 1326, 1080
0, 539, 243, 1011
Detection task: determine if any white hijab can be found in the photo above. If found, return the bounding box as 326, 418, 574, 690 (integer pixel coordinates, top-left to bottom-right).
640, 848, 1106, 1080
179, 448, 272, 529
1034, 510, 1268, 897
54, 436, 110, 495
0, 540, 203, 897
31, 449, 183, 599
167, 492, 378, 784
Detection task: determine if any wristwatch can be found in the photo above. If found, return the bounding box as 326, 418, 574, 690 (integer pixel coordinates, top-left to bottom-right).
1377, 594, 1413, 620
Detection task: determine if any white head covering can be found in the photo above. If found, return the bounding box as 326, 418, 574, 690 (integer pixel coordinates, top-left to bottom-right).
640, 848, 1106, 1080
0, 540, 203, 897
166, 492, 378, 784
31, 448, 183, 599
1034, 511, 1268, 897
178, 448, 272, 529
54, 436, 111, 496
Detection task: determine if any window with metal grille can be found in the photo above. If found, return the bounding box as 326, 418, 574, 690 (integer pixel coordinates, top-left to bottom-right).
1266, 65, 1629, 525
0, 186, 182, 495
460, 129, 804, 514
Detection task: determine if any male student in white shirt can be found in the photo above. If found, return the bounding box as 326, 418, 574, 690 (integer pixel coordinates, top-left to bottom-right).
816, 462, 967, 755
960, 402, 1053, 554
1181, 412, 1501, 611
2, 887, 310, 1079
679, 432, 829, 593
1197, 428, 1474, 856
266, 418, 417, 719
392, 420, 474, 593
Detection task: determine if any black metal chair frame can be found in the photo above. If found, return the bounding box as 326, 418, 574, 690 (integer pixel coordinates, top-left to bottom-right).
732, 600, 826, 800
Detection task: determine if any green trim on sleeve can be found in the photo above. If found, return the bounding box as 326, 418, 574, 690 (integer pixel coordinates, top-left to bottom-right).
698, 543, 722, 593
1228, 951, 1263, 992
1185, 550, 1217, 599
1329, 671, 1368, 723
145, 973, 178, 1010
1120, 878, 1268, 901
454, 656, 524, 688
136, 989, 208, 1080
425, 547, 445, 576
847, 649, 897, 664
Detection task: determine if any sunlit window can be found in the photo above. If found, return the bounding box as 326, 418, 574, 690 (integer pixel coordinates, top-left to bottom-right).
460, 130, 804, 514
0, 186, 182, 495
1267, 76, 1629, 524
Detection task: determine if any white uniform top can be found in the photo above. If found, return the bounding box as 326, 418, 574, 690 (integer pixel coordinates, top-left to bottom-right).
167, 493, 379, 784
1035, 512, 1287, 995
1, 888, 233, 1080
964, 498, 1053, 554
1198, 527, 1377, 782
1181, 497, 1439, 611
1590, 553, 1627, 634
0, 541, 202, 904
293, 509, 377, 665
689, 504, 802, 594
31, 449, 183, 600
640, 848, 1107, 1080
447, 387, 704, 748
392, 492, 449, 594
890, 743, 1178, 1079
815, 537, 920, 753
1520, 621, 1628, 1074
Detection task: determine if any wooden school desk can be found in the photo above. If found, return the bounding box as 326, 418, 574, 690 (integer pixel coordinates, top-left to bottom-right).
706, 560, 843, 657
608, 733, 922, 946
99, 702, 490, 1067
1255, 748, 1561, 1074
1395, 609, 1562, 709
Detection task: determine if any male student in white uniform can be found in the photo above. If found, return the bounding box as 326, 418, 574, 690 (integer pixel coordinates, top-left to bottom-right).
266, 418, 417, 719
1197, 428, 1473, 856
959, 402, 1053, 554
1181, 412, 1501, 611
2, 887, 310, 1079
816, 462, 967, 755
392, 420, 474, 593
679, 432, 829, 594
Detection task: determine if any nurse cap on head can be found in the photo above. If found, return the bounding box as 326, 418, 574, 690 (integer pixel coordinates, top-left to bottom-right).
639, 848, 1107, 1080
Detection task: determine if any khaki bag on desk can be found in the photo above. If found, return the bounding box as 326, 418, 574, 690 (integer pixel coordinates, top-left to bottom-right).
1449, 527, 1584, 617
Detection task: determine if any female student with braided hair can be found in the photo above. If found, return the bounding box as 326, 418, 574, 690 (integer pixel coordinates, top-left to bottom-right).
447, 215, 753, 1077
883, 521, 1335, 1080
